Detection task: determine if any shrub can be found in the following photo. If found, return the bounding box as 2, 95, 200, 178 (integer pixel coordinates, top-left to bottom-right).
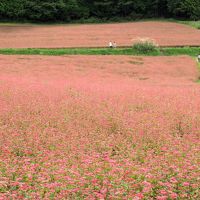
132, 38, 159, 54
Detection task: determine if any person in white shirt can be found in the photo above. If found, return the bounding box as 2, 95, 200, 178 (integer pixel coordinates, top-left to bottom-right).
197, 54, 200, 62
113, 42, 117, 48
109, 41, 113, 48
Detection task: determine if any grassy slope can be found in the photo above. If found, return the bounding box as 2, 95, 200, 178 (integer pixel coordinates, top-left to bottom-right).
0, 19, 199, 29
177, 20, 200, 29
0, 47, 200, 56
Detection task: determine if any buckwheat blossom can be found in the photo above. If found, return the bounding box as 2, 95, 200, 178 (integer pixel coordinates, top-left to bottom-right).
0, 55, 199, 199
183, 182, 190, 187
157, 196, 168, 200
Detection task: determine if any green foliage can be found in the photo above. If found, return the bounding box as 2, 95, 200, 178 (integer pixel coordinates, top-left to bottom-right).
167, 0, 200, 20
0, 47, 200, 57
24, 0, 66, 21
0, 0, 26, 19
132, 41, 159, 54
181, 0, 200, 20
0, 0, 199, 22
178, 20, 200, 29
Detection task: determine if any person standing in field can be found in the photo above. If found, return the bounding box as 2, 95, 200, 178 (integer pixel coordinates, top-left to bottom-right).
113, 42, 117, 48
109, 41, 113, 48
198, 54, 200, 62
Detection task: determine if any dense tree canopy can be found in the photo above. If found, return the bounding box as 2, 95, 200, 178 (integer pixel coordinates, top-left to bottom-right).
0, 0, 199, 22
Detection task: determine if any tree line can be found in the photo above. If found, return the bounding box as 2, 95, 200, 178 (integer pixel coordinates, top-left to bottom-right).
0, 0, 199, 22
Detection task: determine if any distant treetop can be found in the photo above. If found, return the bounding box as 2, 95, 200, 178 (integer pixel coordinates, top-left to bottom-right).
0, 0, 199, 22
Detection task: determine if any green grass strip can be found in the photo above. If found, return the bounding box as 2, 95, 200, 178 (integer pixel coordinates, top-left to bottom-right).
177, 20, 200, 29
0, 19, 199, 29
0, 47, 200, 56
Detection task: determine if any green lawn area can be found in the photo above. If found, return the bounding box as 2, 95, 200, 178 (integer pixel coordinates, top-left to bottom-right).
0, 47, 199, 56
177, 20, 200, 29
0, 19, 199, 29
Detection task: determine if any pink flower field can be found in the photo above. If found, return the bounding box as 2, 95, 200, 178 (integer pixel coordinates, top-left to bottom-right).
0, 55, 200, 199
1, 22, 200, 48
